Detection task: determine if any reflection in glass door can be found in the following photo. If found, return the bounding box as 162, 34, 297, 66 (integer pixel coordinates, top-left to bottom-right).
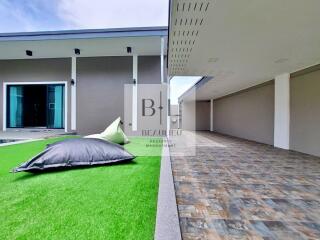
7, 86, 24, 128
7, 84, 65, 129
47, 85, 65, 129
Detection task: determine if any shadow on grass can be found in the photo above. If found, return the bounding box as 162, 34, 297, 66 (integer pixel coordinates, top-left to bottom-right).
12, 159, 137, 181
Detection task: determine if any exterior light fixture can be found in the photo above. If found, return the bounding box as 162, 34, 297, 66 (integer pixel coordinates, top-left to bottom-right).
126, 47, 132, 54
26, 50, 33, 56
74, 48, 80, 55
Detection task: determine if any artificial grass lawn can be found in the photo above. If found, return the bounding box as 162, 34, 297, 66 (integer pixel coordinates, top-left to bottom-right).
0, 137, 162, 240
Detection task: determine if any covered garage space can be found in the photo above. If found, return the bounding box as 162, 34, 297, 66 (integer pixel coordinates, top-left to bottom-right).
170, 131, 320, 239
168, 0, 320, 239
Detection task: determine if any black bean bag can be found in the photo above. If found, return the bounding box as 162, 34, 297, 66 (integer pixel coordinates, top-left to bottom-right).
12, 138, 135, 173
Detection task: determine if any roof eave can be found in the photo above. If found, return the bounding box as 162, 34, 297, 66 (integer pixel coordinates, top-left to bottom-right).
178, 76, 212, 102
0, 26, 168, 42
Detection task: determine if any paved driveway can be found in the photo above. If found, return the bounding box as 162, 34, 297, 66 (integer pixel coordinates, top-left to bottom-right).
170, 131, 320, 240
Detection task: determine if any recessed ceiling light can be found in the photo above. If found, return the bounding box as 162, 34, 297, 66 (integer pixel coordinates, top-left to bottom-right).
208, 57, 219, 63
274, 58, 289, 64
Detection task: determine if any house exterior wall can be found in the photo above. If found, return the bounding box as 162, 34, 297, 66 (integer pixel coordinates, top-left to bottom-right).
76, 56, 132, 135
138, 56, 161, 84
212, 82, 275, 145
77, 56, 161, 135
290, 68, 320, 157
0, 56, 162, 135
0, 58, 71, 131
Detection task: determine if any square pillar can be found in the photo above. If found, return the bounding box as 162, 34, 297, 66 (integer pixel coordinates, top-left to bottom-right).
160, 37, 165, 84
210, 99, 214, 131
274, 73, 290, 149
132, 55, 138, 131
71, 57, 77, 131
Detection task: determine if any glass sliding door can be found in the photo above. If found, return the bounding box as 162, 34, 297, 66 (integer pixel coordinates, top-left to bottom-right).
47, 85, 65, 129
7, 85, 24, 128
7, 84, 65, 129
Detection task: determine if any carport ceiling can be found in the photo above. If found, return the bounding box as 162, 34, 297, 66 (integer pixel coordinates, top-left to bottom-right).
168, 0, 320, 100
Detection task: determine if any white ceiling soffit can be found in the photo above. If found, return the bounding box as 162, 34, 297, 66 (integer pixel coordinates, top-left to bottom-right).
169, 0, 320, 100
0, 36, 167, 60
169, 0, 210, 76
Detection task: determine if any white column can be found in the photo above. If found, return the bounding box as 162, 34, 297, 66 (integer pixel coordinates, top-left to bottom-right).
160, 37, 165, 83
64, 82, 68, 133
160, 37, 169, 135
177, 103, 180, 129
132, 55, 138, 131
71, 57, 77, 131
2, 83, 6, 131
210, 99, 214, 131
167, 81, 170, 136
274, 73, 290, 149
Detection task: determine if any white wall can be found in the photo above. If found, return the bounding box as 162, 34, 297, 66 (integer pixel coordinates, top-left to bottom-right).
181, 101, 196, 130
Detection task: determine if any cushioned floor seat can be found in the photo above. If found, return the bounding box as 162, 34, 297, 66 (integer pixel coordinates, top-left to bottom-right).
12, 138, 135, 173
85, 117, 129, 145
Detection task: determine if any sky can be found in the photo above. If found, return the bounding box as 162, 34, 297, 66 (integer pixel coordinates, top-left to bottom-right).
0, 0, 199, 103
170, 76, 202, 105
0, 0, 169, 33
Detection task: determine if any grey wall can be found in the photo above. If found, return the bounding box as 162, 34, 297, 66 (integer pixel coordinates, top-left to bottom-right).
77, 56, 131, 135
0, 58, 71, 131
138, 56, 161, 84
0, 56, 161, 135
180, 100, 210, 131
196, 101, 210, 131
77, 56, 161, 135
212, 82, 275, 145
290, 69, 320, 157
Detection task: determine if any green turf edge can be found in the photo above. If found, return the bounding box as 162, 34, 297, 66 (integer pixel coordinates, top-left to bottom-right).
0, 136, 162, 240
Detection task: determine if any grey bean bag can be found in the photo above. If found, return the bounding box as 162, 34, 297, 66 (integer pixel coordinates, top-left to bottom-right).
12, 138, 135, 173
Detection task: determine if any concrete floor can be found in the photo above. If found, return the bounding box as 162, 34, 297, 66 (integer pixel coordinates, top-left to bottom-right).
0, 129, 70, 144
170, 131, 320, 240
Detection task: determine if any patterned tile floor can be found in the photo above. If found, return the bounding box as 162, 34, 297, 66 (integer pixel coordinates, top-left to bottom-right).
170, 131, 320, 240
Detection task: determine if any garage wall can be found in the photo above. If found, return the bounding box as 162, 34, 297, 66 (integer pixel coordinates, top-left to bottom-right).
180, 101, 196, 130
290, 68, 320, 157
0, 58, 71, 131
196, 101, 210, 130
212, 82, 275, 145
